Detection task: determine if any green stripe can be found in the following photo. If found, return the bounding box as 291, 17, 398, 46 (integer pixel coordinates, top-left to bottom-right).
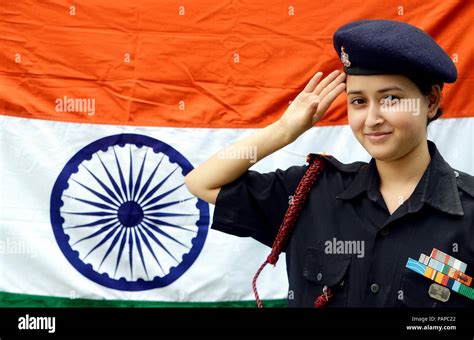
0, 292, 288, 308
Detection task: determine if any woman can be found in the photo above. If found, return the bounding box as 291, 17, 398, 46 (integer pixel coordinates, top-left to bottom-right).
185, 20, 474, 307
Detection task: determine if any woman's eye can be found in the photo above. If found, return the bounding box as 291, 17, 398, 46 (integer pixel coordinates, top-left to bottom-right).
350, 98, 365, 105
381, 95, 400, 103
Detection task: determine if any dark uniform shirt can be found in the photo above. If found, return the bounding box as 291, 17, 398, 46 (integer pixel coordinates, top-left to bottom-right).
211, 141, 474, 307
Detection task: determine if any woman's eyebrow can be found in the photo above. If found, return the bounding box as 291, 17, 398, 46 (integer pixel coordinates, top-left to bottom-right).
376, 85, 404, 93
347, 85, 404, 95
347, 90, 364, 95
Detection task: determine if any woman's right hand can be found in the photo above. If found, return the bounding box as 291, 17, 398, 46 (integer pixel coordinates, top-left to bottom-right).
278, 70, 346, 141
185, 70, 346, 204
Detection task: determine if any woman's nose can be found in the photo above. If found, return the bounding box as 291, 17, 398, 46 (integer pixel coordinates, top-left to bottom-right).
364, 101, 384, 127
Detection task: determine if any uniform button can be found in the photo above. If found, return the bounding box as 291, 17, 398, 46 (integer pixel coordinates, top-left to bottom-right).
316, 272, 323, 281
381, 229, 389, 237
454, 171, 459, 178
370, 283, 379, 294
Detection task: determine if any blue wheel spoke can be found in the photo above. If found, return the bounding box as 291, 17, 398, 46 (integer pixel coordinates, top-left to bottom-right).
73, 221, 120, 247
113, 146, 129, 201
63, 211, 116, 217
64, 217, 116, 230
64, 195, 117, 211
136, 225, 164, 274
128, 146, 134, 200
146, 211, 198, 218
114, 227, 129, 277
70, 178, 119, 207
144, 197, 194, 212
132, 149, 148, 201
135, 155, 164, 203
133, 228, 149, 279
83, 224, 122, 261
98, 227, 126, 271
140, 224, 180, 263
81, 164, 121, 206
142, 219, 191, 250
128, 227, 134, 280
139, 167, 178, 205
141, 183, 186, 209
97, 153, 125, 203
143, 216, 196, 233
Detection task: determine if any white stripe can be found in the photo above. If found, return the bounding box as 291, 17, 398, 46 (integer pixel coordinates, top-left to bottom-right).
0, 115, 473, 302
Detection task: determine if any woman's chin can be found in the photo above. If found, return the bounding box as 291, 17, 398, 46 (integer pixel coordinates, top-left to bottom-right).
363, 141, 398, 161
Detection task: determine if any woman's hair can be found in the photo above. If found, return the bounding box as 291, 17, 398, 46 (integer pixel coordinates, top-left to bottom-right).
410, 77, 443, 126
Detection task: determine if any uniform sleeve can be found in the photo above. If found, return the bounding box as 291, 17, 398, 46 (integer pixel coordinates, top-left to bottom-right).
211, 165, 307, 248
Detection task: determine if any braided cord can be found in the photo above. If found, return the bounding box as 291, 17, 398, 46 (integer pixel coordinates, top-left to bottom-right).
252, 154, 325, 308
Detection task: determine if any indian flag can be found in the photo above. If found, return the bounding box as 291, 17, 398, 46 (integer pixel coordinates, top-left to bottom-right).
1, 0, 473, 307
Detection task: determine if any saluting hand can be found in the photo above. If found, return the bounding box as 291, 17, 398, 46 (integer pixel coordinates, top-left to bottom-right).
279, 70, 346, 141
186, 71, 346, 204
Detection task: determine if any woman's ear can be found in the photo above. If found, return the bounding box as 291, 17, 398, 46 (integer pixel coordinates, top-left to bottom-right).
427, 85, 442, 119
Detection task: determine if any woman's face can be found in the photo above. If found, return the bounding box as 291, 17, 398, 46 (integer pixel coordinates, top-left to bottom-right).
346, 74, 437, 161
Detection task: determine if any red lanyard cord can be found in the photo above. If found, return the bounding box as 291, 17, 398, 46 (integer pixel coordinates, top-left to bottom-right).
252, 154, 327, 308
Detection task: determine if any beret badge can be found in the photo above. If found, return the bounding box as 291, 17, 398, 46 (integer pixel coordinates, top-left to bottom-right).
340, 46, 351, 67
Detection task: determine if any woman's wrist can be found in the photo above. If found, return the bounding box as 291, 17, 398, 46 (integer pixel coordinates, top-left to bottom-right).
273, 119, 301, 146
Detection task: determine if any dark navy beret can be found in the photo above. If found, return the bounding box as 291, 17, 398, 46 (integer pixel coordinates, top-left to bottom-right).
333, 20, 457, 84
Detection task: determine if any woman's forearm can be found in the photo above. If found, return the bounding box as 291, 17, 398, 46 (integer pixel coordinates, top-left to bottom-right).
184, 70, 346, 204
184, 120, 295, 204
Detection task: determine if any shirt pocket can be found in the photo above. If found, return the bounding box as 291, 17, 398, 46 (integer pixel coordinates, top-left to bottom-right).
301, 246, 352, 307
399, 267, 473, 308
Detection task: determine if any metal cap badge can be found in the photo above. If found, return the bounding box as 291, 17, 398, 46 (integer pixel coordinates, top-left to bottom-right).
340, 46, 351, 67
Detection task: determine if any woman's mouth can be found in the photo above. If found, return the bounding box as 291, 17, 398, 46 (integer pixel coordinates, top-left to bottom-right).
364, 132, 392, 143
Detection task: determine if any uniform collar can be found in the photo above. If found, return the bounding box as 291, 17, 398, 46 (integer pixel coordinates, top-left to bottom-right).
336, 141, 464, 216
